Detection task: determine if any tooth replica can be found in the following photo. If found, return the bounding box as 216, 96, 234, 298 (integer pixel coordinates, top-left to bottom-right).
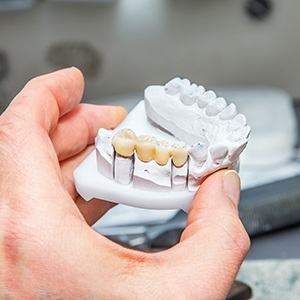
154, 140, 171, 166
112, 128, 137, 157
136, 135, 157, 162
74, 77, 250, 211
171, 141, 189, 167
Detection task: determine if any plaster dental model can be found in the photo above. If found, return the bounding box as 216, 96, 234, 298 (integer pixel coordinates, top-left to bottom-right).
74, 78, 250, 212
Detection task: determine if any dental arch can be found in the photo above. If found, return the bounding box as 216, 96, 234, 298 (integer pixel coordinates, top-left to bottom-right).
96, 77, 250, 192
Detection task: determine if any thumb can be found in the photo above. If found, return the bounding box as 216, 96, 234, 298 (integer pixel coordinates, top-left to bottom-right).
186, 169, 242, 228
183, 169, 250, 258
164, 170, 250, 298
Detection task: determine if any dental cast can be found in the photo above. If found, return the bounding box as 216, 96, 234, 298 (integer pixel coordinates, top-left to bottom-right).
95, 77, 250, 192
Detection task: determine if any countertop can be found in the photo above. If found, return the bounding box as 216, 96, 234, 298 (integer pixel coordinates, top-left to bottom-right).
237, 225, 300, 299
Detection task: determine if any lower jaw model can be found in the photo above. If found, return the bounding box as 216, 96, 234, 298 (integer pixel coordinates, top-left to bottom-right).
74, 78, 250, 211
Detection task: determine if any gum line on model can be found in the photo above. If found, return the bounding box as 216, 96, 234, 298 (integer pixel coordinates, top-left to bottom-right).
74, 77, 250, 211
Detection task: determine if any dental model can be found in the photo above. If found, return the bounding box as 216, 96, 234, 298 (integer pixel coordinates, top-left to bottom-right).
74, 78, 250, 211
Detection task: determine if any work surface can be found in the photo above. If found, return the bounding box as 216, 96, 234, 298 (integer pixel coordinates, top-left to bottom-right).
238, 225, 300, 299
238, 259, 300, 299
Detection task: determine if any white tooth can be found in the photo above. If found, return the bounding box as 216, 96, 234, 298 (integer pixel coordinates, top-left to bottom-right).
209, 144, 228, 164
189, 142, 208, 162
229, 114, 247, 131
154, 140, 171, 166
198, 85, 205, 95
165, 77, 182, 95
204, 90, 217, 100
219, 103, 237, 120
113, 152, 134, 185
206, 97, 227, 116
172, 141, 189, 167
181, 78, 191, 88
136, 135, 157, 162
228, 139, 248, 162
171, 161, 188, 191
197, 90, 216, 108
228, 125, 251, 142
112, 128, 137, 157
180, 83, 198, 106
165, 77, 190, 95
197, 97, 209, 109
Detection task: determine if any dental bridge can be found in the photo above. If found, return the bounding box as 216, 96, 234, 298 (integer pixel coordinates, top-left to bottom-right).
74, 78, 250, 212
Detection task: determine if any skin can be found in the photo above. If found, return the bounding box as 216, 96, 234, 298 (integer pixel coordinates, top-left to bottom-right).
0, 67, 250, 299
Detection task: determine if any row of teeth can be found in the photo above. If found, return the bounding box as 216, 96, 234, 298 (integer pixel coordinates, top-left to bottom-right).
110, 128, 247, 191
112, 128, 189, 168
165, 77, 236, 119
96, 78, 250, 192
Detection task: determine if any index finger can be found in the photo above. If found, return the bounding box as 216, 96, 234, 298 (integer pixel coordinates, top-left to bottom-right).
3, 67, 84, 133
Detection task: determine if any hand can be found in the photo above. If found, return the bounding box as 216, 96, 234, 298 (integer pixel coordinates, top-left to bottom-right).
0, 68, 250, 299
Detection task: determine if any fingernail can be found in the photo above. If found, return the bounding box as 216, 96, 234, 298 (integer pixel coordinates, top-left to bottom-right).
223, 170, 241, 205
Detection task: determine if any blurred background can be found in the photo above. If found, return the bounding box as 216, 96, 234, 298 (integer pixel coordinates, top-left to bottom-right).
1, 1, 300, 298
0, 0, 300, 110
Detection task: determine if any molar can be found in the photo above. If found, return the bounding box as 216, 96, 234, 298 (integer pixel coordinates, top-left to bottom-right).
112, 128, 137, 157
172, 141, 189, 167
136, 135, 157, 162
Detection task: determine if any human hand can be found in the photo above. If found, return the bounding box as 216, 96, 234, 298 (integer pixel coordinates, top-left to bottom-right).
0, 68, 250, 299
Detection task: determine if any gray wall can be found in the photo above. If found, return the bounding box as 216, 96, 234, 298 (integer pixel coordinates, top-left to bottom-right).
0, 0, 299, 111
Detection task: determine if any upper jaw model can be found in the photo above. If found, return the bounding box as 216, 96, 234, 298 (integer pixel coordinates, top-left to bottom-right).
74, 78, 250, 211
